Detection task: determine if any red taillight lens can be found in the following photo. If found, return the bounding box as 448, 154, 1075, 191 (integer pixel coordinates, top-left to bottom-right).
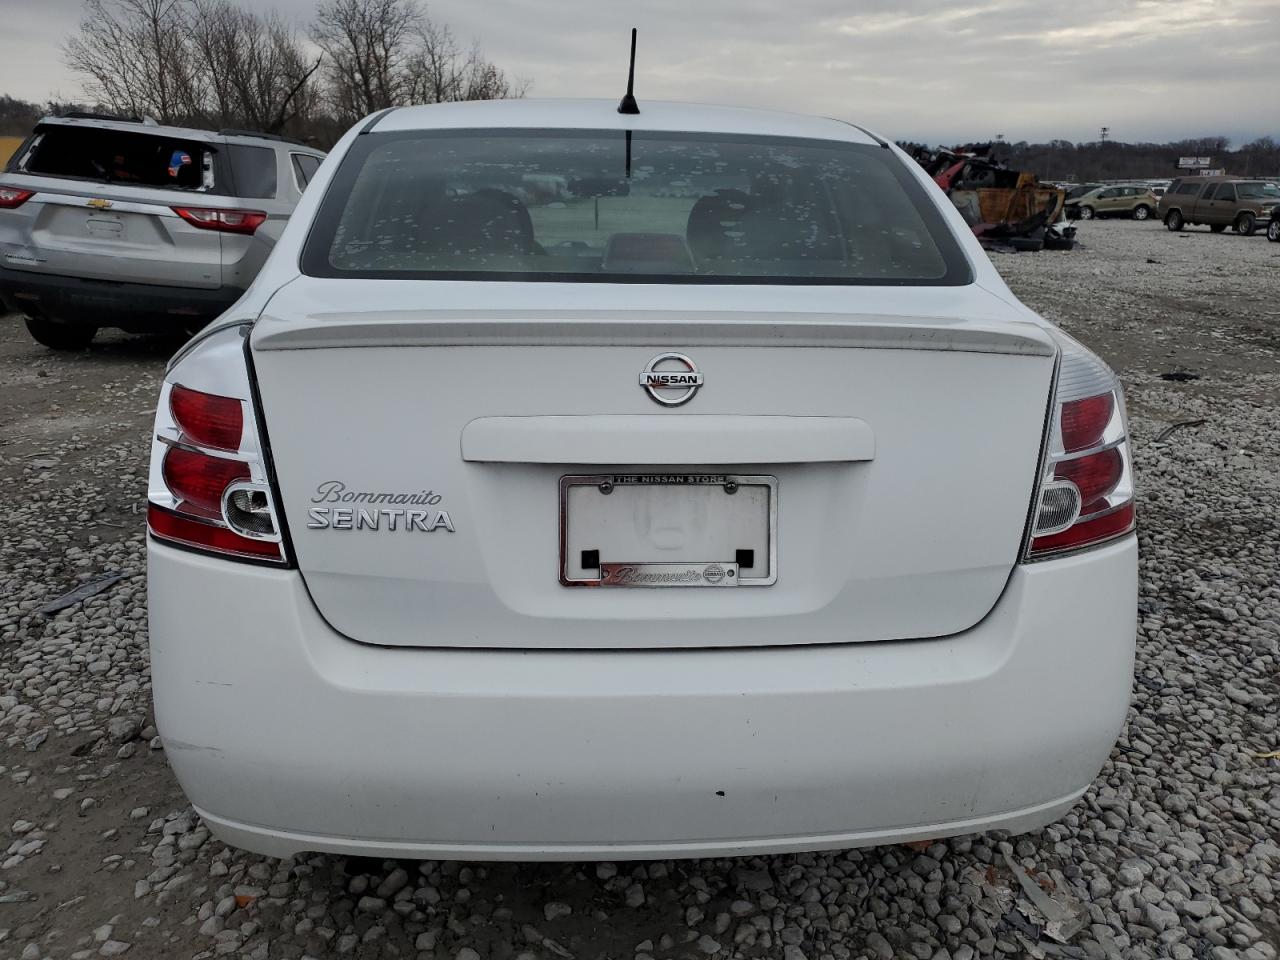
161, 447, 250, 518
1055, 447, 1124, 509
1031, 502, 1134, 554
172, 206, 267, 234
169, 383, 244, 451
1060, 393, 1113, 453
0, 187, 34, 209
148, 503, 285, 560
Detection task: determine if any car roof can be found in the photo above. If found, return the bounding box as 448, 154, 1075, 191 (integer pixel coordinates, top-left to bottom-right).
34, 116, 324, 154
371, 98, 881, 145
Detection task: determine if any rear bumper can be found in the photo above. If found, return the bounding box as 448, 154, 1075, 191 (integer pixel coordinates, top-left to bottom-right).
0, 264, 242, 329
147, 537, 1137, 860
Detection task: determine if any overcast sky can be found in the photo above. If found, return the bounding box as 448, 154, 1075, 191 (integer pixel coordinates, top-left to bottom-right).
1, 0, 1276, 145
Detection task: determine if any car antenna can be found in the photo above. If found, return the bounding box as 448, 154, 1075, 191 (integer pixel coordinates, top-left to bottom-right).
617, 28, 640, 115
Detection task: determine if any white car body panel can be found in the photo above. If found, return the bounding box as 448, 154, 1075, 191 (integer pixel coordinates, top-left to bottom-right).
146, 98, 1137, 858
150, 535, 1136, 860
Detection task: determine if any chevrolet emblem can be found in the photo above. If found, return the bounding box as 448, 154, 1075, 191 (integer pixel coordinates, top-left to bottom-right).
86, 198, 113, 210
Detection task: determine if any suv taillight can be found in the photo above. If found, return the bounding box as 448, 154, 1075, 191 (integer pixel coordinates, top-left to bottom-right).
0, 187, 33, 209
1025, 338, 1135, 559
147, 325, 288, 563
172, 206, 267, 234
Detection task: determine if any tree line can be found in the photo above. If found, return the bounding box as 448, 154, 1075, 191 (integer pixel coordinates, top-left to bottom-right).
899, 136, 1280, 182
3, 0, 524, 147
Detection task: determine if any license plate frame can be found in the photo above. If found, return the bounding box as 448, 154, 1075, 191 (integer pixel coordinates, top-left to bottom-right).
559, 473, 777, 587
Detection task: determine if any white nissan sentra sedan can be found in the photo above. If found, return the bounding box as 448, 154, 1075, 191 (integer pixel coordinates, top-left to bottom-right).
146, 99, 1137, 860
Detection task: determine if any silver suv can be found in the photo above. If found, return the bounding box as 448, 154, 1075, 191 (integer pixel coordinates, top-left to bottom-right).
0, 114, 324, 349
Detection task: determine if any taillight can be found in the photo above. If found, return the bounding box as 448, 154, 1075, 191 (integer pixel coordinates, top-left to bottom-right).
172, 206, 267, 234
0, 187, 34, 209
161, 447, 250, 518
169, 383, 244, 450
1025, 340, 1135, 559
147, 325, 288, 564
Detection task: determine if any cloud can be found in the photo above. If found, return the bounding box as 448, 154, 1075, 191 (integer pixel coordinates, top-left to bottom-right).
1, 0, 1275, 144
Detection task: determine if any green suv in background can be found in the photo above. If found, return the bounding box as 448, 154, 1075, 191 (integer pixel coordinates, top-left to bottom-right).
1065, 185, 1160, 221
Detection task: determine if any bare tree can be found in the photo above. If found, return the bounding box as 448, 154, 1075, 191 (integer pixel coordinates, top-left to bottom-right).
65, 0, 190, 122
65, 0, 320, 135
405, 21, 526, 104
315, 0, 524, 124
312, 0, 420, 123
62, 0, 523, 145
182, 0, 322, 134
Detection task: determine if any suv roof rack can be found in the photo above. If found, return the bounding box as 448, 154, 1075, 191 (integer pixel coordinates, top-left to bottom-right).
59, 111, 144, 123
218, 128, 309, 147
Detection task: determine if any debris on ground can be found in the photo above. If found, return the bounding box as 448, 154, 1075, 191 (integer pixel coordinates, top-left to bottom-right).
35, 571, 124, 616
1002, 852, 1087, 944
1155, 418, 1206, 442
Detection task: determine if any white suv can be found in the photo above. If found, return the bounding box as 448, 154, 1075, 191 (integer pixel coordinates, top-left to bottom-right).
146, 99, 1137, 860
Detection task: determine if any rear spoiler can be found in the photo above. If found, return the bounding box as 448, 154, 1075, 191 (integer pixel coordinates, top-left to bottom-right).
251, 311, 1056, 358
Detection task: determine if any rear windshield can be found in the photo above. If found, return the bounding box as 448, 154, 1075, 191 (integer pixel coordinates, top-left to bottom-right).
18, 125, 212, 191
302, 129, 971, 285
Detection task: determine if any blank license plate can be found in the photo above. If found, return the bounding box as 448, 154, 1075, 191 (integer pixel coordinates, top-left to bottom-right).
560, 474, 776, 587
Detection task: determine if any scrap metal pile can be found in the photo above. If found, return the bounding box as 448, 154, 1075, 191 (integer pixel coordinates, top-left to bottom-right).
911, 143, 1076, 252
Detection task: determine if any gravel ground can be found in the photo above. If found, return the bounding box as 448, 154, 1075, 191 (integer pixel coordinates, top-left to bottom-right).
1, 219, 1277, 960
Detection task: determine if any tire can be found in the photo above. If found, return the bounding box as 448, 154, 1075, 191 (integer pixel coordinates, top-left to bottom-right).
1164, 210, 1184, 231
1210, 224, 1227, 233
1268, 219, 1280, 242
1079, 205, 1096, 220
1234, 212, 1256, 235
1132, 204, 1151, 221
24, 317, 97, 350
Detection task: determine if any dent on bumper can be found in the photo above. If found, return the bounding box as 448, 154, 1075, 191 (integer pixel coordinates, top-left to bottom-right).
147, 537, 1137, 860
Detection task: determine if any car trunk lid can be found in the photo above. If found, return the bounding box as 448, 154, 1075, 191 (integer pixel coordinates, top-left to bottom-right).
250, 279, 1056, 650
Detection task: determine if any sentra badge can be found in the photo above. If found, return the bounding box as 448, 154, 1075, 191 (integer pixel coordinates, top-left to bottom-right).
305, 480, 455, 532
640, 353, 703, 406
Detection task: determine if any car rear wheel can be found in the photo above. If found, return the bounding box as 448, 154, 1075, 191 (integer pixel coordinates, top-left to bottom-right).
1268, 219, 1280, 242
1079, 205, 1096, 220
24, 317, 97, 351
1234, 212, 1256, 235
1164, 210, 1184, 231
1132, 204, 1151, 221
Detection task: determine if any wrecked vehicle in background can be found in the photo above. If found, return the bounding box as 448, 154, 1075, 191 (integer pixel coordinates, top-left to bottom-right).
912, 144, 1075, 251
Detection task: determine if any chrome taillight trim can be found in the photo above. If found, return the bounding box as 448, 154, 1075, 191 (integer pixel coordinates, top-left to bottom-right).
221, 481, 284, 543
148, 324, 292, 565
1020, 332, 1136, 563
